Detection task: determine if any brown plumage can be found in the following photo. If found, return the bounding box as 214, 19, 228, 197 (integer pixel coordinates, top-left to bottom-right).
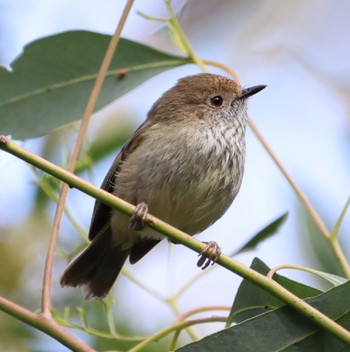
60, 73, 265, 299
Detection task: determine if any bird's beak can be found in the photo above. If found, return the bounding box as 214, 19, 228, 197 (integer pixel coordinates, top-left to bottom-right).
240, 85, 266, 99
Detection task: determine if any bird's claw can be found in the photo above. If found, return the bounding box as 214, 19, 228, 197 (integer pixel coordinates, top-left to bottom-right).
197, 241, 221, 270
129, 202, 153, 230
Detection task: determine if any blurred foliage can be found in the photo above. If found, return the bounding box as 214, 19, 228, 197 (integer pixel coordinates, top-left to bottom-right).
0, 314, 34, 352
301, 210, 345, 277
0, 232, 27, 293
34, 115, 134, 207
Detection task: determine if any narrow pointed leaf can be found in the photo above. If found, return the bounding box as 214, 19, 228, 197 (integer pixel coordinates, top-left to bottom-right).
234, 213, 288, 255
330, 195, 350, 240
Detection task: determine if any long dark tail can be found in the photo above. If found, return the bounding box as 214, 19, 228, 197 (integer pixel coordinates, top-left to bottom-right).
60, 228, 129, 299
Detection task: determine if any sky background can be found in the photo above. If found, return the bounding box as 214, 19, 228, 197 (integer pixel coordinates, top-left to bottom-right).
0, 1, 349, 351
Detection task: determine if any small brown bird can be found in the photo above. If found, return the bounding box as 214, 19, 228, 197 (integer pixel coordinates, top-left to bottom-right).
60, 73, 265, 299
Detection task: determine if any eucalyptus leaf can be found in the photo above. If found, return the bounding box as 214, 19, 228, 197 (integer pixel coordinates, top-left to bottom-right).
228, 258, 322, 325
177, 281, 350, 352
300, 268, 348, 287
0, 30, 190, 139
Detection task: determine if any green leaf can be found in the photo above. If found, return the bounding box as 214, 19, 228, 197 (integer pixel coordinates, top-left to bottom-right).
177, 281, 350, 352
0, 30, 190, 139
330, 195, 350, 240
228, 258, 322, 325
234, 213, 288, 255
300, 268, 348, 287
304, 212, 344, 276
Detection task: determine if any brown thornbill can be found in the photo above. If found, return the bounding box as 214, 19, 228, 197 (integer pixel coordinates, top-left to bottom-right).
60, 73, 266, 299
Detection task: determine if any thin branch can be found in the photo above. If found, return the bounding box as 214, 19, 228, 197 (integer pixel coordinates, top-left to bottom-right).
129, 316, 228, 352
167, 298, 200, 341
267, 264, 348, 287
176, 306, 230, 322
247, 118, 330, 237
0, 296, 95, 352
1, 136, 350, 345
35, 177, 88, 242
247, 118, 350, 278
41, 0, 135, 317
203, 59, 241, 84
170, 306, 230, 350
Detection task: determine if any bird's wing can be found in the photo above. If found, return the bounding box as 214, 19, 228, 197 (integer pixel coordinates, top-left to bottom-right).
88, 122, 148, 241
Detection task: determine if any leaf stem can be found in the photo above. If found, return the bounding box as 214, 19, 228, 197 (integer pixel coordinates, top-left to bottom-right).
129, 316, 228, 352
169, 307, 229, 351
136, 10, 168, 22
165, 0, 208, 72
203, 59, 241, 84
176, 306, 230, 322
248, 119, 330, 236
167, 297, 200, 341
330, 195, 350, 241
267, 264, 347, 286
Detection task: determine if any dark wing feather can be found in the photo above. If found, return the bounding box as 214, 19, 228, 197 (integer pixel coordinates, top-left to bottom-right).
129, 238, 161, 264
88, 122, 149, 240
88, 151, 123, 240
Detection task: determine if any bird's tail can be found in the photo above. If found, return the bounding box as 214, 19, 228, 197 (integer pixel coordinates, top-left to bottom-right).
60, 228, 129, 299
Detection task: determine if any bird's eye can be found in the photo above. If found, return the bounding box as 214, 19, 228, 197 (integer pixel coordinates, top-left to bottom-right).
210, 96, 223, 107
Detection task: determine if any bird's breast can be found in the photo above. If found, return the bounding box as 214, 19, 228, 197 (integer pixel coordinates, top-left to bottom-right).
113, 122, 246, 236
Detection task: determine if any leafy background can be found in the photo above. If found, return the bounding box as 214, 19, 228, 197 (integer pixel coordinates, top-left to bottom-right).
0, 0, 350, 351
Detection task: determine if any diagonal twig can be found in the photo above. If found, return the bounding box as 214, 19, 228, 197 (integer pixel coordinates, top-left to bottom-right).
41, 0, 135, 317
0, 295, 95, 352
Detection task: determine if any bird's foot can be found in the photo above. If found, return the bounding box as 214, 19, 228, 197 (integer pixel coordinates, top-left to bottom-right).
197, 241, 221, 270
129, 202, 153, 230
